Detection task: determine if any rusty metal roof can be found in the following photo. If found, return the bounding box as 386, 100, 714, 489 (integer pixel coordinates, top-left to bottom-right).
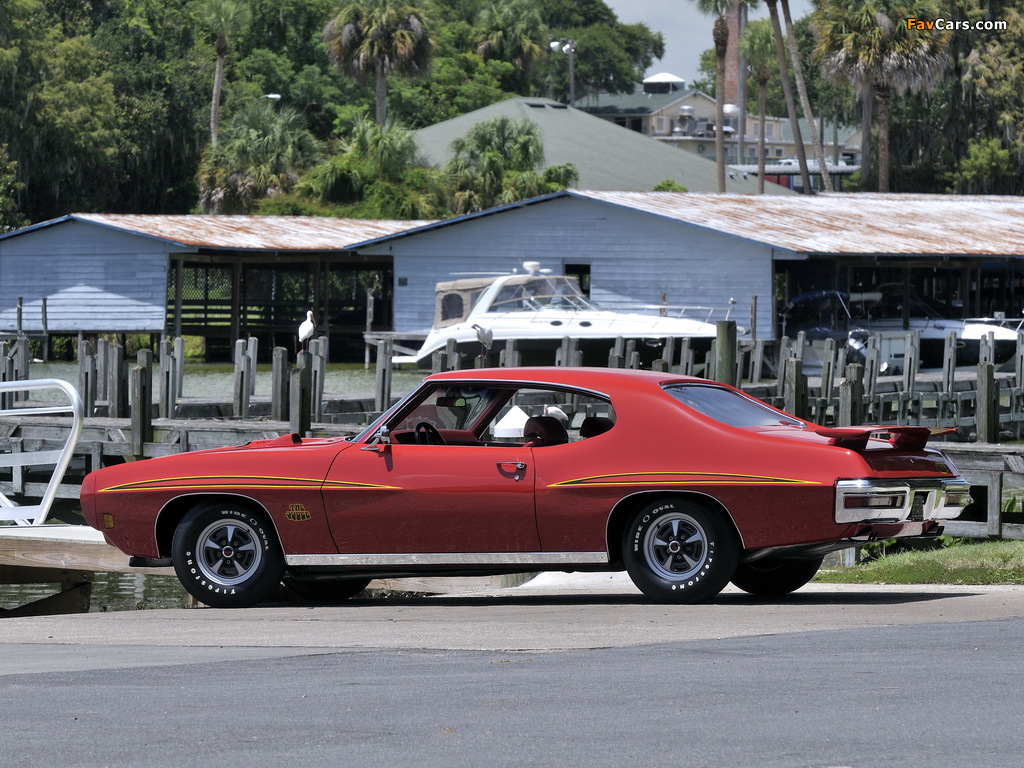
574, 191, 1024, 256
68, 214, 434, 251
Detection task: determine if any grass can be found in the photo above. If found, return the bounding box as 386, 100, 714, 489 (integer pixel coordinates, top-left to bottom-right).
813, 540, 1024, 586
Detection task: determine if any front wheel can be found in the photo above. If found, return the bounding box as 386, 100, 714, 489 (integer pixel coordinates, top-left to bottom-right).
172, 502, 284, 608
730, 556, 824, 596
622, 499, 738, 604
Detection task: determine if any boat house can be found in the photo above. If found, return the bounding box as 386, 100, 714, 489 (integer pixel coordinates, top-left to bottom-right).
351, 191, 1024, 343
0, 214, 427, 358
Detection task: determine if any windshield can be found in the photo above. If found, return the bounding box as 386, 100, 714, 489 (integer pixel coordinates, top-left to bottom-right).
490, 276, 598, 312
664, 383, 804, 428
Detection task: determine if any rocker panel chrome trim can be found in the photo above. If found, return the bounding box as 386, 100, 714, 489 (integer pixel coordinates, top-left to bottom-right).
285, 551, 610, 567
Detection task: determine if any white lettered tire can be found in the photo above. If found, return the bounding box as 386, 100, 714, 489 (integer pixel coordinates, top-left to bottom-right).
172, 502, 284, 608
622, 499, 738, 604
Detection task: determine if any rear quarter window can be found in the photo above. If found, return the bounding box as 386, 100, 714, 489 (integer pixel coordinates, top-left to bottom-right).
663, 384, 804, 428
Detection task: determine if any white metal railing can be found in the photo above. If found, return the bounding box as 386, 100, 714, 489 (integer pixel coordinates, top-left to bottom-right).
0, 379, 84, 526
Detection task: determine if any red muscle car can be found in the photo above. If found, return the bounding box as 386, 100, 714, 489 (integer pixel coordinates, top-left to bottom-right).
80, 367, 972, 608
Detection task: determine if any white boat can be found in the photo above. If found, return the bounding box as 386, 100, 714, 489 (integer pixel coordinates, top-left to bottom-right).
391, 262, 719, 367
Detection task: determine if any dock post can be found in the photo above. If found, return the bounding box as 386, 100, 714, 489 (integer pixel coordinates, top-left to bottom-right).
158, 338, 178, 419
108, 343, 128, 418
78, 338, 96, 417
782, 357, 808, 420
500, 338, 520, 367
607, 338, 625, 369
976, 361, 997, 443
838, 363, 864, 426
246, 337, 259, 396
374, 339, 393, 412
95, 338, 109, 404
311, 337, 326, 422
290, 352, 312, 436
271, 346, 290, 421
715, 321, 738, 386
232, 339, 250, 420
174, 336, 186, 398
131, 355, 153, 457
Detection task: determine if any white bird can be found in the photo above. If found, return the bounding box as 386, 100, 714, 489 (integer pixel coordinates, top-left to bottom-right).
298, 310, 315, 351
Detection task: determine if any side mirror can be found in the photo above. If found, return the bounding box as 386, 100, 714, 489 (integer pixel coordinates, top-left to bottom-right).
360, 425, 391, 452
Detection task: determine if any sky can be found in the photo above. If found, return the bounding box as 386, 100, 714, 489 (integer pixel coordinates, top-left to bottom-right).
603, 1, 816, 85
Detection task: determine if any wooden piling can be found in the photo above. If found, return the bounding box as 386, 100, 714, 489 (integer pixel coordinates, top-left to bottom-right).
715, 321, 737, 386
271, 346, 290, 421
232, 339, 250, 420
290, 354, 312, 436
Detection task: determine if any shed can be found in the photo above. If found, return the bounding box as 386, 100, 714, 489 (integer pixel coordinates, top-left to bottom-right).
350, 191, 1024, 341
0, 214, 428, 357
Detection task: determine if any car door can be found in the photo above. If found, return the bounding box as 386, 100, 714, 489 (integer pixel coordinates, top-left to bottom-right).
322, 440, 538, 554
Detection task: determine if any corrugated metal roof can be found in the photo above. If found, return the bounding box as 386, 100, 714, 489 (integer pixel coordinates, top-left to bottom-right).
66, 214, 434, 251
413, 97, 791, 195
574, 191, 1024, 256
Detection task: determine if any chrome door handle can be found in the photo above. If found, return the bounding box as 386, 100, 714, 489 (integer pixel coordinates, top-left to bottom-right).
497, 461, 527, 480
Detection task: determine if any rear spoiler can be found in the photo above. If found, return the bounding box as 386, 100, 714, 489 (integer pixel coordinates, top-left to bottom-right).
813, 426, 954, 452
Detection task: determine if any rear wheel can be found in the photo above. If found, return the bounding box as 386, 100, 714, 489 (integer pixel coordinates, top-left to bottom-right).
172, 502, 284, 608
730, 556, 824, 596
622, 499, 738, 604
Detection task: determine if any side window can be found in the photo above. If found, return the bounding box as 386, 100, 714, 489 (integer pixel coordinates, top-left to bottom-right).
486, 388, 616, 444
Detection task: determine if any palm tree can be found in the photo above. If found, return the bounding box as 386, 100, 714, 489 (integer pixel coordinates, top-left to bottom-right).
198, 101, 324, 214
322, 0, 433, 126
780, 0, 831, 192
740, 19, 774, 194
763, 0, 810, 193
446, 116, 577, 214
692, 0, 759, 193
812, 0, 949, 192
476, 0, 547, 94
201, 0, 251, 147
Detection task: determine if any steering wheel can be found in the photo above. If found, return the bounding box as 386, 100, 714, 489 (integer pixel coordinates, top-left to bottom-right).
414, 421, 445, 445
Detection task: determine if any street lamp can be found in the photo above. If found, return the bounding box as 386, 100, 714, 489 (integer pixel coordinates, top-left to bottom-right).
549, 39, 576, 107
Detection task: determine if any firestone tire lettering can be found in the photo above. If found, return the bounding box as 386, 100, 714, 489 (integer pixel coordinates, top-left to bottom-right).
622, 499, 738, 604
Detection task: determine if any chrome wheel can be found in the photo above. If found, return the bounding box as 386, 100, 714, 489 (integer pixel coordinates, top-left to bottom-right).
641, 512, 709, 581
195, 519, 263, 586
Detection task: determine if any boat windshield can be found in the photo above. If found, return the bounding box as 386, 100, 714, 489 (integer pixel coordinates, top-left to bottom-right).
489, 276, 598, 313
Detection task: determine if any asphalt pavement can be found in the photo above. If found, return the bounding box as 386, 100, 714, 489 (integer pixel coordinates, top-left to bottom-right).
3, 578, 1024, 767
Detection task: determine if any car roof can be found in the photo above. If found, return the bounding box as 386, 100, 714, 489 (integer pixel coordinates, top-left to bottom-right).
425, 366, 706, 392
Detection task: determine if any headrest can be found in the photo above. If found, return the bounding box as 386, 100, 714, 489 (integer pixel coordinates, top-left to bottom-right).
579, 416, 614, 438
523, 415, 569, 446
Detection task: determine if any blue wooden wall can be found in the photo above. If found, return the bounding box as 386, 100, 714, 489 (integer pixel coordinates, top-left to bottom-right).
0, 220, 175, 333
359, 196, 791, 339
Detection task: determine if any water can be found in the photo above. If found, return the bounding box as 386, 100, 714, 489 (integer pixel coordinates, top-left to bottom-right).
0, 571, 191, 613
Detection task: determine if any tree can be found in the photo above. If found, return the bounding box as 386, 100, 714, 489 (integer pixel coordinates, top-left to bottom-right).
780, 0, 831, 191
201, 0, 252, 147
947, 137, 1016, 195
0, 145, 28, 233
322, 0, 434, 126
764, 0, 810, 193
299, 115, 446, 218
740, 19, 774, 194
476, 0, 546, 94
691, 0, 758, 193
446, 116, 577, 214
198, 100, 323, 213
812, 0, 950, 192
